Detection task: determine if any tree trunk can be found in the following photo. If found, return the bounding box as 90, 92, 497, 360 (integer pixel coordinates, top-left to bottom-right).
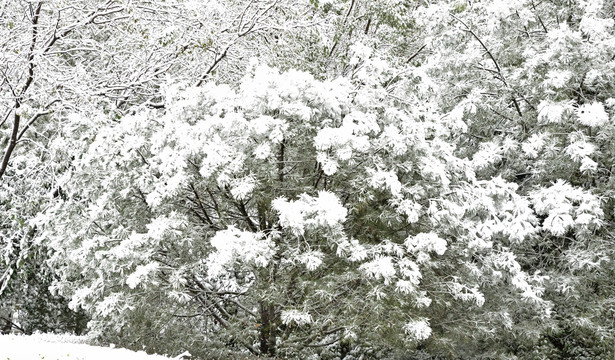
259, 301, 277, 356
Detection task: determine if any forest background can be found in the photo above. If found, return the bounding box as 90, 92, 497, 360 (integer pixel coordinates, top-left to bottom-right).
1, 0, 615, 359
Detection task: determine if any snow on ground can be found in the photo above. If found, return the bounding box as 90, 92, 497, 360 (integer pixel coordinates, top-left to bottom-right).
0, 333, 186, 360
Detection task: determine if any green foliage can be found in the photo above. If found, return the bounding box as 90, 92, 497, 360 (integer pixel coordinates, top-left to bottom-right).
1, 243, 89, 335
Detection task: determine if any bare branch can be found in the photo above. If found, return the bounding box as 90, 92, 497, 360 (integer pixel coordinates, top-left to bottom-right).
0, 2, 42, 180
451, 14, 506, 86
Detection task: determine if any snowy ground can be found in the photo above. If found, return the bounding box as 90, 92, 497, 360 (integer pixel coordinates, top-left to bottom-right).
0, 333, 186, 360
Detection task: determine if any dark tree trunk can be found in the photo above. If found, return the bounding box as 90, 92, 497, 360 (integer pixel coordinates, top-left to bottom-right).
259, 301, 277, 356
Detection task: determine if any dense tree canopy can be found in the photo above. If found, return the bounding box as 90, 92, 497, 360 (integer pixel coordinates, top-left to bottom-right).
2, 0, 615, 359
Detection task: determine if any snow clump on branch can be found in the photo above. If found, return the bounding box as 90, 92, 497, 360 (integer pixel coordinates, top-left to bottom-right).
272, 191, 347, 236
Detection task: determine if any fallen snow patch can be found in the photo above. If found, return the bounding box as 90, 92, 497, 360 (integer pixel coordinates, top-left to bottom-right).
0, 334, 180, 360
